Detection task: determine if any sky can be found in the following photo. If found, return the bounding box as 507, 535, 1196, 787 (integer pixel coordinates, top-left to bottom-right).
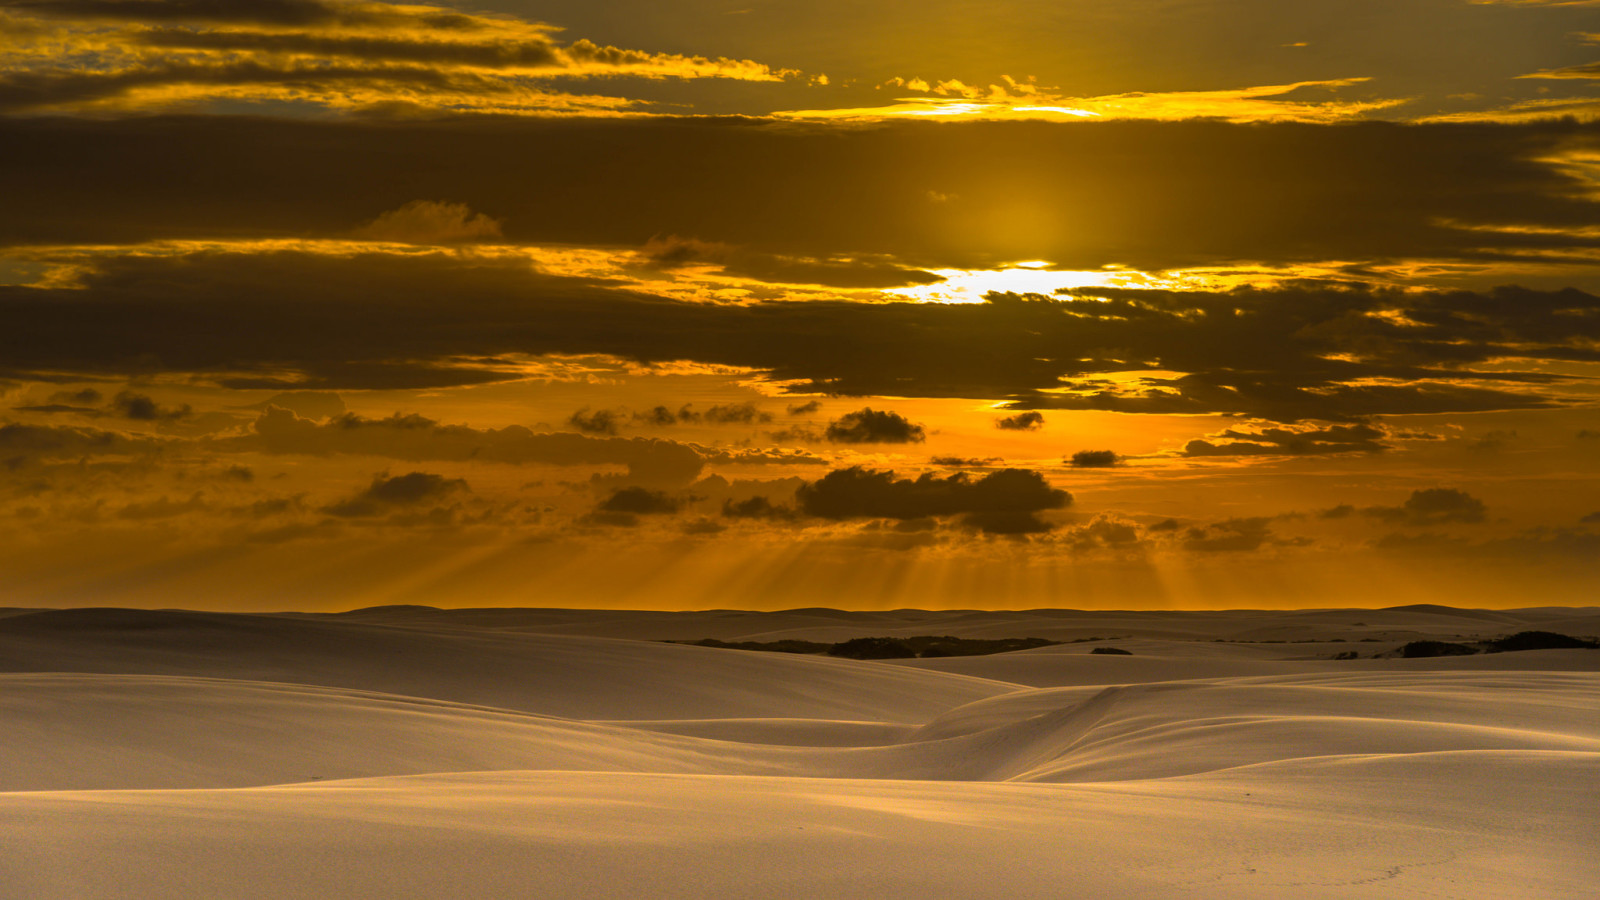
1, 0, 1598, 611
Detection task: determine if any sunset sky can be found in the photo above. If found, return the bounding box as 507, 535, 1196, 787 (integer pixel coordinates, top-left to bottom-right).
2, 0, 1598, 610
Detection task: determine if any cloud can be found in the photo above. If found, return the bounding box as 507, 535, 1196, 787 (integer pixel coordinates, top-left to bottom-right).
786, 400, 821, 415
1363, 488, 1489, 525
0, 0, 799, 115
825, 408, 926, 444
701, 403, 772, 425
721, 495, 796, 520
1070, 514, 1142, 547
597, 486, 679, 514
109, 390, 190, 422
638, 235, 943, 289
1068, 450, 1119, 468
8, 115, 1595, 276
778, 77, 1402, 124
324, 470, 468, 517
4, 237, 1594, 420
1184, 517, 1276, 552
1182, 423, 1390, 457
352, 201, 501, 244
931, 456, 1003, 467
796, 466, 1070, 534
568, 407, 623, 436
0, 422, 167, 460
244, 391, 346, 421
226, 406, 708, 486
995, 411, 1044, 431
3, 0, 486, 29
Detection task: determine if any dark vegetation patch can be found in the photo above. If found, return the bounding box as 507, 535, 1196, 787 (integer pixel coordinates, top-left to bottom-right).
1400, 640, 1479, 658
1360, 630, 1600, 659
1089, 646, 1133, 656
1485, 631, 1600, 652
670, 635, 1060, 659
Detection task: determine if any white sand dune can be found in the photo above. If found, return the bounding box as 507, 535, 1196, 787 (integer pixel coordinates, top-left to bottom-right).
0, 608, 1011, 721
2, 605, 1597, 898
6, 754, 1597, 899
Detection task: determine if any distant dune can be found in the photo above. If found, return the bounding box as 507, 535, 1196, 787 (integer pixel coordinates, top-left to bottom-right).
3, 605, 1597, 898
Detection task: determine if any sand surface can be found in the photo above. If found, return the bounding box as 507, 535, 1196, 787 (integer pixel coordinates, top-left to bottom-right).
2, 605, 1596, 898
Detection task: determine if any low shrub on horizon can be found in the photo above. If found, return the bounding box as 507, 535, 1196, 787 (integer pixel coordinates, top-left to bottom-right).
669, 635, 1061, 659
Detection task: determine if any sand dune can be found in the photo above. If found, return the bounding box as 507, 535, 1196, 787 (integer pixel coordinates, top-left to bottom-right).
0, 608, 1010, 721
6, 755, 1596, 899
2, 605, 1597, 898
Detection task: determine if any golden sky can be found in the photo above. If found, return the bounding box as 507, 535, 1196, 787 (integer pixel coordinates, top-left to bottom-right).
1, 0, 1598, 610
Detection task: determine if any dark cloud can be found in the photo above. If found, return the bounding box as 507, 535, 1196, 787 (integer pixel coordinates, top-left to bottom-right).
0, 422, 166, 460
1184, 517, 1276, 553
245, 391, 345, 421
721, 495, 796, 520
5, 117, 1595, 272
638, 235, 943, 289
1182, 423, 1389, 457
1374, 525, 1600, 562
995, 410, 1044, 431
576, 510, 640, 528
569, 407, 623, 436
50, 388, 102, 405
597, 486, 679, 514
0, 59, 495, 114
702, 403, 772, 425
223, 407, 707, 486
129, 28, 561, 70
635, 405, 693, 426
116, 492, 207, 520
960, 509, 1054, 535
110, 390, 190, 421
681, 517, 725, 535
11, 403, 99, 415
825, 408, 925, 444
786, 400, 821, 416
931, 456, 1002, 467
796, 466, 1070, 534
1363, 488, 1488, 525
1068, 450, 1119, 468
1, 244, 1590, 419
1319, 503, 1356, 519
1, 0, 481, 29
324, 470, 468, 518
1068, 515, 1142, 548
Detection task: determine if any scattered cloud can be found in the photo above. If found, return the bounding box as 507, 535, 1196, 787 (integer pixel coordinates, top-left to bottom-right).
569, 407, 624, 436
825, 408, 926, 444
1068, 450, 1119, 468
1363, 488, 1489, 525
226, 406, 708, 486
352, 201, 502, 244
1184, 517, 1277, 553
324, 470, 468, 517
995, 411, 1044, 431
1182, 423, 1390, 457
796, 466, 1070, 534
597, 486, 680, 514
